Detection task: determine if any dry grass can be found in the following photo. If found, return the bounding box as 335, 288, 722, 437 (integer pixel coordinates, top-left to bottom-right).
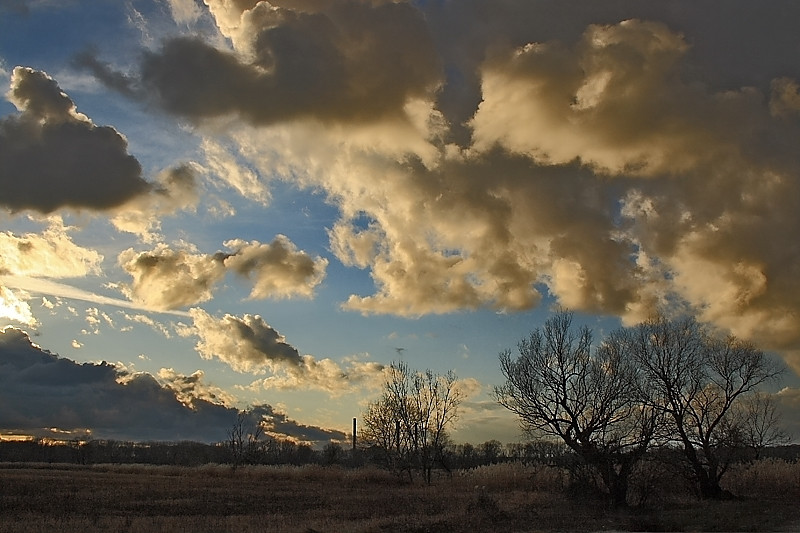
0, 460, 798, 532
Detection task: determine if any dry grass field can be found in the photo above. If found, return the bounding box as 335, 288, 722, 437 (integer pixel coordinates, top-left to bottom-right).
1, 460, 799, 532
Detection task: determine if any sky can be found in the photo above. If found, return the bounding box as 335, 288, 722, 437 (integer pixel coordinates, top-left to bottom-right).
1, 0, 800, 447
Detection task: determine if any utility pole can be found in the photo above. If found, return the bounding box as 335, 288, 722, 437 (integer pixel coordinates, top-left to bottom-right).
352, 417, 357, 450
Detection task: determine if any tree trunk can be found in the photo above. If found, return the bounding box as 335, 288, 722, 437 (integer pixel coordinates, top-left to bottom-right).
609, 473, 629, 508
697, 470, 733, 499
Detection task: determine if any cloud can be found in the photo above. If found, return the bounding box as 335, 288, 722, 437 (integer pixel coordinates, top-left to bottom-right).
0, 325, 234, 442
248, 404, 347, 444
223, 236, 328, 300
0, 217, 102, 278
0, 326, 343, 443
110, 163, 201, 242
0, 286, 37, 326
139, 0, 441, 126
157, 367, 236, 406
179, 308, 383, 393
118, 243, 228, 311
200, 138, 270, 205
83, 307, 114, 335
67, 1, 800, 376
1, 275, 190, 317
776, 387, 800, 442
120, 312, 172, 338
166, 0, 203, 26
118, 236, 327, 310
204, 12, 800, 378
0, 67, 150, 212
70, 48, 139, 99
0, 67, 199, 231
180, 308, 305, 373
464, 18, 800, 370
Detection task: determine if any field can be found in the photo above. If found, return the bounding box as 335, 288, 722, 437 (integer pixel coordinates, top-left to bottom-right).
1, 460, 799, 532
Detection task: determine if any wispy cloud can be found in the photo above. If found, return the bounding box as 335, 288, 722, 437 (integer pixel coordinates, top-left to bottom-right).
0, 276, 190, 317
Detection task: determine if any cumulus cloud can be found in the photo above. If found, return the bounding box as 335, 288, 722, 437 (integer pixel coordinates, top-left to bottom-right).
179, 308, 305, 373
67, 0, 800, 375
120, 312, 172, 338
205, 12, 800, 377
466, 18, 800, 370
0, 326, 343, 443
118, 243, 228, 310
223, 236, 328, 300
118, 236, 326, 310
140, 0, 441, 126
0, 286, 37, 326
157, 367, 236, 406
0, 67, 150, 212
83, 307, 114, 335
178, 308, 384, 393
248, 403, 347, 444
0, 218, 102, 278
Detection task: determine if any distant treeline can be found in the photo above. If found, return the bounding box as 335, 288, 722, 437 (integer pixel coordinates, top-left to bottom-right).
1, 437, 798, 468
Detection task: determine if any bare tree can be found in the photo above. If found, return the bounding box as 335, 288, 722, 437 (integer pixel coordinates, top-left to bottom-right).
227, 409, 264, 467
495, 311, 659, 507
361, 361, 462, 483
738, 392, 791, 460
623, 315, 783, 498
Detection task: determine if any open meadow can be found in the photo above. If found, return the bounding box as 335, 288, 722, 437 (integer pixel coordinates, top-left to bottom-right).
1, 459, 800, 532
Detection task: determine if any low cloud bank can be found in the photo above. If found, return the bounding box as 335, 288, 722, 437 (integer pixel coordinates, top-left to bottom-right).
0, 326, 345, 444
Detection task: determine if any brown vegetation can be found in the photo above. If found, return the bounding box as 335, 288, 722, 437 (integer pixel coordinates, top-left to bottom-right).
1, 459, 799, 532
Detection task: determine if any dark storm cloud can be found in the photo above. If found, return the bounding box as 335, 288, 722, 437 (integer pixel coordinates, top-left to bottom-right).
0, 67, 151, 212
139, 1, 441, 124
0, 326, 343, 443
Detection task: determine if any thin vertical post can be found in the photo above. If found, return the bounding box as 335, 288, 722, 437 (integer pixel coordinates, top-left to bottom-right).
352, 417, 357, 450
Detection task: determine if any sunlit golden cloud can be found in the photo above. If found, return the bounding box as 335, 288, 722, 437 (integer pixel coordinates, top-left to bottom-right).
178, 308, 384, 393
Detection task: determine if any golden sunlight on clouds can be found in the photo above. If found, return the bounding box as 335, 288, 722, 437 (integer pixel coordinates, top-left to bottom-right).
0, 218, 102, 279
4, 0, 800, 444
178, 308, 384, 393
118, 235, 327, 310
0, 287, 36, 326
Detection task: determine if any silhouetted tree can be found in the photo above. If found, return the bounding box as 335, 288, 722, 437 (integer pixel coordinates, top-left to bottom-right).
361, 361, 462, 483
621, 315, 784, 499
227, 409, 265, 467
496, 311, 660, 507
739, 391, 791, 460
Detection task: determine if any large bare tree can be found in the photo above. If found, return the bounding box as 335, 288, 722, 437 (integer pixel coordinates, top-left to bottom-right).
622, 315, 784, 498
495, 311, 660, 507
